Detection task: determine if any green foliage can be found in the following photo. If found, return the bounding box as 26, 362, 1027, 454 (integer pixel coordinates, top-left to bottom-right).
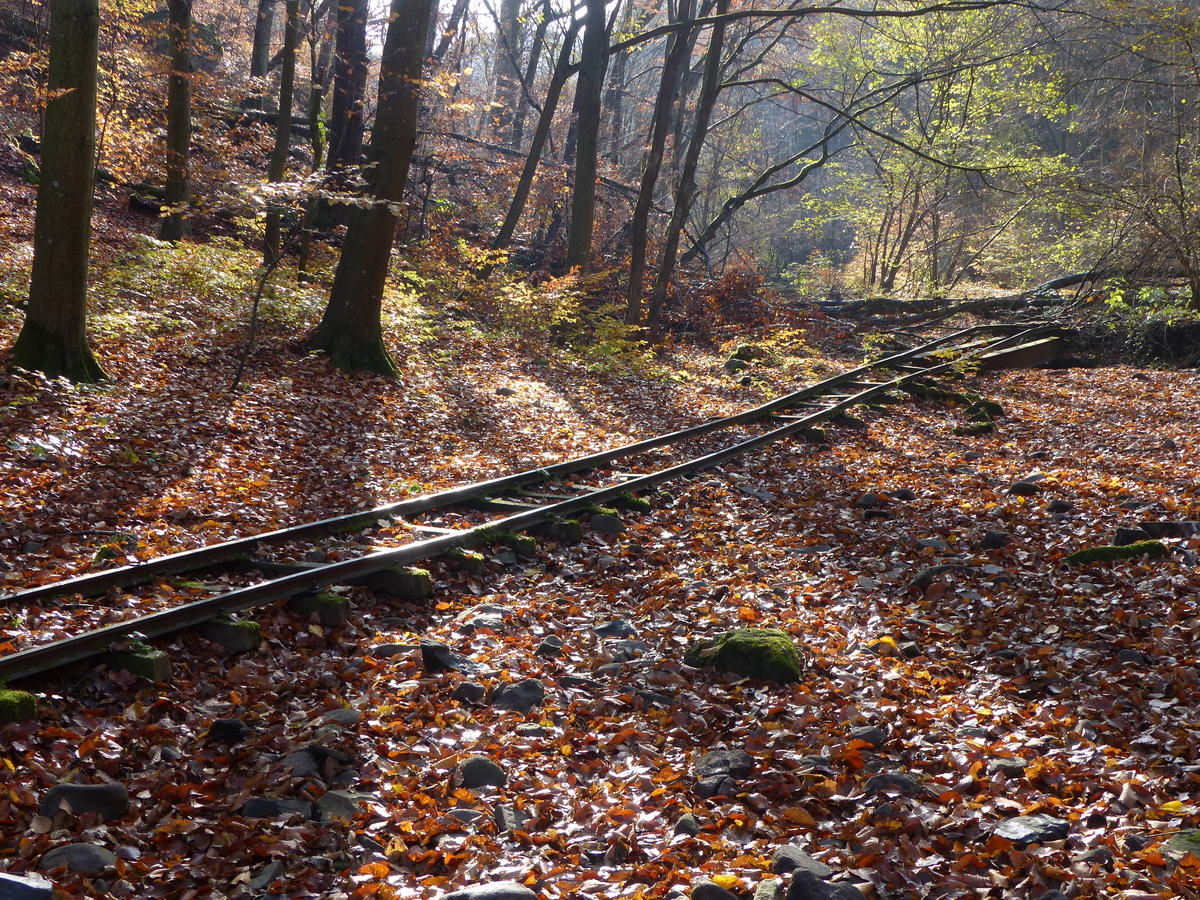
1064, 540, 1168, 565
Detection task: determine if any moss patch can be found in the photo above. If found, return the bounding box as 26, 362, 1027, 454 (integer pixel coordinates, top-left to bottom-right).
954, 421, 994, 436
1064, 540, 1168, 565
0, 688, 36, 724
685, 628, 805, 684
611, 492, 652, 514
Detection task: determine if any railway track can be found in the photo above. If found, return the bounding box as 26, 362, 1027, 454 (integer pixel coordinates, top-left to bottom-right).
0, 322, 1068, 687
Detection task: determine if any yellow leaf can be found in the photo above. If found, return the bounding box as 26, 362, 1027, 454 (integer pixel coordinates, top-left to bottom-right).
712, 875, 741, 890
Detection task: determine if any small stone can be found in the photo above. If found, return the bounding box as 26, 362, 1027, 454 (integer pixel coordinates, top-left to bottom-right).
22, 541, 44, 554
456, 603, 511, 633
362, 566, 434, 600
992, 813, 1069, 847
692, 881, 739, 900
755, 880, 783, 900
493, 804, 533, 832
854, 492, 882, 509
1046, 499, 1075, 513
448, 807, 486, 824
453, 682, 487, 704
39, 843, 116, 875
772, 846, 832, 877
892, 488, 917, 501
198, 616, 262, 654
316, 790, 361, 824
605, 639, 651, 662
1164, 438, 1178, 449
1116, 648, 1154, 665
0, 872, 54, 899
421, 640, 480, 674
536, 635, 564, 656
459, 755, 506, 789
241, 797, 313, 819
739, 375, 753, 386
795, 755, 835, 774
495, 387, 516, 396
369, 642, 418, 658
40, 782, 129, 820
287, 592, 350, 627
695, 775, 738, 798
250, 860, 286, 891
595, 619, 637, 638
1077, 846, 1114, 866
1162, 829, 1200, 863
304, 548, 327, 563
674, 813, 702, 836
916, 538, 950, 551
0, 689, 36, 725
591, 513, 624, 534
864, 772, 922, 795
323, 707, 362, 726
849, 725, 887, 748
491, 678, 545, 713
786, 871, 867, 900
987, 757, 1026, 778
907, 563, 970, 590
441, 882, 537, 900
1124, 833, 1152, 851
725, 357, 750, 374
978, 530, 1012, 550
1008, 481, 1042, 496
1114, 527, 1153, 546
694, 748, 754, 779
208, 717, 251, 745
898, 641, 922, 659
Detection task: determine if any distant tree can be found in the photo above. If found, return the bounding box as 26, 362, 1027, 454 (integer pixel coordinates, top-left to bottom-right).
264, 0, 300, 265
10, 0, 105, 382
326, 0, 369, 174
160, 0, 192, 242
248, 0, 276, 108
308, 0, 436, 374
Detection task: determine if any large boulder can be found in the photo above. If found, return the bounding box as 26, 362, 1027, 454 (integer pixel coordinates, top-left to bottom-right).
685, 628, 804, 683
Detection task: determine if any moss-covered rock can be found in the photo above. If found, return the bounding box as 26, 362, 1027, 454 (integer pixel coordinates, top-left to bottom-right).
105, 646, 171, 681
473, 528, 538, 557
1164, 829, 1200, 864
685, 628, 805, 683
611, 492, 652, 514
444, 546, 486, 574
362, 566, 434, 600
724, 357, 750, 374
0, 688, 36, 724
1064, 540, 1169, 565
954, 421, 994, 436
198, 615, 262, 654
287, 591, 350, 626
532, 516, 583, 543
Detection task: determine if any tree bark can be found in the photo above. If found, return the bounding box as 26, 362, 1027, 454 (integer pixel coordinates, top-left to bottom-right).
326, 0, 369, 172
511, 0, 552, 150
624, 0, 692, 325
493, 17, 581, 249
308, 0, 434, 374
564, 0, 608, 272
248, 0, 275, 108
647, 0, 727, 333
11, 0, 105, 382
160, 0, 192, 242
264, 0, 300, 266
603, 0, 634, 166
432, 0, 469, 61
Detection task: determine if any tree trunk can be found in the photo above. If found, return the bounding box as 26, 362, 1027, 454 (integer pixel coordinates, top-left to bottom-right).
326, 0, 368, 173
647, 0, 727, 333
564, 0, 608, 272
432, 0, 469, 61
493, 18, 581, 249
11, 0, 105, 382
511, 0, 551, 151
603, 0, 634, 167
624, 0, 692, 325
248, 0, 275, 107
308, 0, 434, 374
160, 0, 192, 242
490, 0, 522, 144
264, 0, 300, 266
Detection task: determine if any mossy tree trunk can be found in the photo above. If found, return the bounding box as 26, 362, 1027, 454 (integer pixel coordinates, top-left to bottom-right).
307, 0, 434, 375
160, 0, 192, 242
10, 0, 106, 382
326, 0, 368, 174
263, 0, 300, 266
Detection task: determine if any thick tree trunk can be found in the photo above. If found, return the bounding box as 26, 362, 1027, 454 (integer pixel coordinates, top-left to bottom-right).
493, 18, 581, 250
308, 0, 434, 374
326, 0, 368, 173
624, 0, 693, 325
11, 0, 105, 382
564, 0, 608, 272
264, 0, 300, 266
160, 0, 192, 242
647, 0, 727, 333
248, 0, 275, 108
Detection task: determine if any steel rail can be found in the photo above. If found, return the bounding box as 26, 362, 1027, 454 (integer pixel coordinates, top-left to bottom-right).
2, 322, 1051, 607
0, 325, 1053, 683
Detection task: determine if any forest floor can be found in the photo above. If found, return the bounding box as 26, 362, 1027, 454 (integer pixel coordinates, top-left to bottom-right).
2, 192, 1200, 899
